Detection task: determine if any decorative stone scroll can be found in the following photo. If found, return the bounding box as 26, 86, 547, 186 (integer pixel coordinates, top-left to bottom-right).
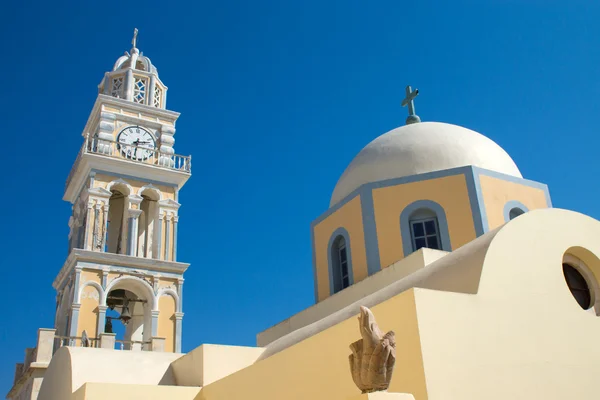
349, 306, 396, 393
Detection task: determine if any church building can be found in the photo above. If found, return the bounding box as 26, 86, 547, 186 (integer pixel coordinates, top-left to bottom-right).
7, 33, 600, 400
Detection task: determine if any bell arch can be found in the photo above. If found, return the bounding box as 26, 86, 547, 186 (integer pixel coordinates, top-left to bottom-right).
102, 276, 157, 349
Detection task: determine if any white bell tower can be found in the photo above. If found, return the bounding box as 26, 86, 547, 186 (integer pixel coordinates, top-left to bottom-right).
55, 29, 191, 353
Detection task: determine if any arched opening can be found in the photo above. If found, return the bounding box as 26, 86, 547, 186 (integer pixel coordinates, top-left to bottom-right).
408, 208, 441, 252
562, 264, 591, 309
503, 201, 529, 223
562, 251, 600, 315
330, 233, 352, 294
106, 188, 127, 254
509, 207, 525, 220
103, 278, 155, 350
137, 189, 160, 258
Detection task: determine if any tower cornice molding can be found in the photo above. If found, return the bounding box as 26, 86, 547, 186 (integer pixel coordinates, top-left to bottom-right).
87, 187, 112, 199
158, 198, 181, 210
53, 249, 189, 290
81, 95, 180, 140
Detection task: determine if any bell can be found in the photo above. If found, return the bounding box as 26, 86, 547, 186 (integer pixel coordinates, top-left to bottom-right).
119, 303, 132, 325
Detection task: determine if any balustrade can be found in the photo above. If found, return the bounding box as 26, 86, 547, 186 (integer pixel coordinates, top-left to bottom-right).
65, 134, 191, 190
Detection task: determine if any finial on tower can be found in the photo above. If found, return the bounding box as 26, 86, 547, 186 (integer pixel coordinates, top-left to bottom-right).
401, 85, 421, 125
131, 28, 139, 49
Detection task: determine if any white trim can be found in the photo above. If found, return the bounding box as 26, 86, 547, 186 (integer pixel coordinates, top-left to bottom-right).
157, 288, 180, 311
103, 275, 158, 311
78, 281, 106, 305
106, 179, 134, 195
137, 184, 163, 200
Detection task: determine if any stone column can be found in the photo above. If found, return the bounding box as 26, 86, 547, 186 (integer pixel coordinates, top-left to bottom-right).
158, 125, 176, 167
127, 209, 143, 256
97, 112, 116, 155
72, 268, 82, 306
151, 310, 160, 337
177, 279, 184, 313
101, 270, 108, 289
83, 199, 93, 250
155, 212, 164, 260
174, 312, 184, 353
173, 215, 179, 261
102, 72, 110, 95
97, 305, 108, 336
164, 214, 172, 261
68, 303, 81, 346
101, 202, 110, 252
125, 69, 134, 101
68, 215, 75, 253
149, 75, 157, 107
92, 202, 103, 251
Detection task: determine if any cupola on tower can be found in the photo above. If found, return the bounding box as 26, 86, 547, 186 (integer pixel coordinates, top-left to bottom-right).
310, 86, 552, 302
56, 30, 192, 353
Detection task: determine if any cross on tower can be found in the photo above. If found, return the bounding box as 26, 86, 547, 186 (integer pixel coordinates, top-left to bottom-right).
401, 85, 421, 125
132, 28, 139, 49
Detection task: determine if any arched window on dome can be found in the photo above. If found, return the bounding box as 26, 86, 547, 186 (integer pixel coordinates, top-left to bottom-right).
400, 200, 452, 256
409, 209, 441, 251
503, 200, 529, 222
328, 228, 354, 295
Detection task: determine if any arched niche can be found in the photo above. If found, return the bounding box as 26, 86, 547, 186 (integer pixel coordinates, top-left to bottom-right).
106, 181, 132, 254
137, 187, 161, 258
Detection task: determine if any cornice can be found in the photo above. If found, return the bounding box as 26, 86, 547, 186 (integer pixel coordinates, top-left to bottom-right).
53, 249, 190, 290
81, 95, 180, 138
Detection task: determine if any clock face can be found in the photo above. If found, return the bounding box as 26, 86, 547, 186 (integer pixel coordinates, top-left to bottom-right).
117, 126, 156, 161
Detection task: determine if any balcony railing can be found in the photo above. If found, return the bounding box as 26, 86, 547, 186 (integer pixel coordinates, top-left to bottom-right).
66, 134, 191, 190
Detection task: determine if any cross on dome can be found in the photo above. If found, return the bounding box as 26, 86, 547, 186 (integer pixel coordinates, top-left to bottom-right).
401, 85, 421, 125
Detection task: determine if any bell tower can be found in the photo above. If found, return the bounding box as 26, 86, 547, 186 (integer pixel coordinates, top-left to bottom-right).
55, 30, 191, 352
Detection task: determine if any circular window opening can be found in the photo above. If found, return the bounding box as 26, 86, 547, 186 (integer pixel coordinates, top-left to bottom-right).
562, 263, 592, 310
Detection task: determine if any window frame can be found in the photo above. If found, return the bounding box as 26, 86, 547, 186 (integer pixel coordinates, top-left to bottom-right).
400, 200, 452, 257
410, 216, 442, 252
503, 200, 529, 222
327, 228, 354, 295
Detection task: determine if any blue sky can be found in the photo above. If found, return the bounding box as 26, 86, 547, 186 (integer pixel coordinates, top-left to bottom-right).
1, 0, 599, 392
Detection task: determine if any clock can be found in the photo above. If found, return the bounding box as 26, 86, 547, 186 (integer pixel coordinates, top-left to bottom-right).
116, 126, 156, 161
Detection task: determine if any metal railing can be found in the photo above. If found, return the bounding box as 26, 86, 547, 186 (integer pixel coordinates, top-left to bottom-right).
66, 134, 192, 190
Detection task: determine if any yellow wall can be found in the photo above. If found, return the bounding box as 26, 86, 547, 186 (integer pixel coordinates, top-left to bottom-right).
479, 175, 549, 231
77, 285, 100, 341
313, 196, 367, 302
158, 295, 176, 352
372, 175, 476, 269
171, 344, 265, 387
200, 289, 427, 400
